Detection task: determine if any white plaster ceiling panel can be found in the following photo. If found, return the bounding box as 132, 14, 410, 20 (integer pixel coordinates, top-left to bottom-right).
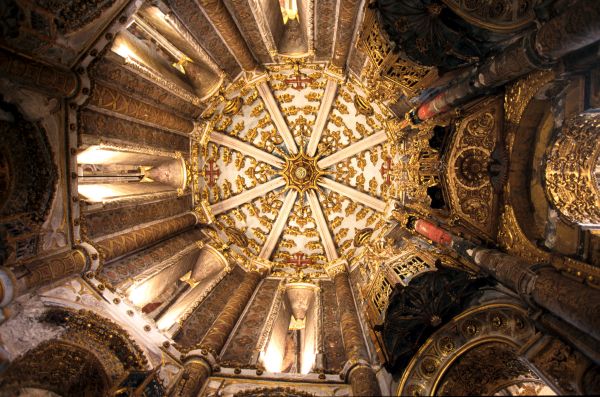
318, 83, 389, 157
215, 189, 284, 257
330, 143, 394, 201
317, 190, 386, 261
201, 143, 278, 205
267, 63, 326, 149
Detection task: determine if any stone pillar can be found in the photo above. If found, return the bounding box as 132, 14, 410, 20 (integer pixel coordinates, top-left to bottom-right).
196, 0, 258, 72
415, 0, 600, 121
20, 248, 88, 294
96, 212, 197, 264
348, 365, 382, 396
170, 356, 211, 397
331, 0, 362, 69
405, 215, 600, 343
0, 248, 91, 315
544, 112, 600, 227
329, 261, 381, 396
0, 49, 79, 98
88, 83, 194, 134
469, 247, 600, 341
536, 312, 600, 365
200, 269, 263, 354
334, 271, 369, 361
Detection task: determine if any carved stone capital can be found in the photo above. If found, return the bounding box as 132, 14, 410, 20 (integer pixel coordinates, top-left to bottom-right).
193, 200, 215, 225
246, 257, 272, 276
325, 258, 349, 278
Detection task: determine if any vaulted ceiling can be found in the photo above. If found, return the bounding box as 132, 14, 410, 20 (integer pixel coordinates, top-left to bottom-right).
196, 62, 399, 276
113, 0, 434, 276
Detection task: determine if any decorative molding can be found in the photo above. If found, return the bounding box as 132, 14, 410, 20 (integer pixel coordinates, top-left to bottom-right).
210, 131, 284, 168
544, 112, 600, 226
259, 190, 298, 259
324, 258, 348, 277
444, 97, 503, 238
256, 80, 299, 154
398, 303, 536, 396
318, 178, 386, 213
210, 177, 285, 216
317, 130, 387, 169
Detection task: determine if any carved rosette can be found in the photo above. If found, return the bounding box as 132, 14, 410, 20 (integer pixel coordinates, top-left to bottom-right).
280, 148, 324, 194
544, 112, 600, 226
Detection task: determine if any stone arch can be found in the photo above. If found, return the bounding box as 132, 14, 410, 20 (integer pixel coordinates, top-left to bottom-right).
40, 307, 150, 371
397, 302, 544, 396
0, 306, 154, 396
379, 268, 488, 373
504, 70, 595, 258
0, 339, 113, 397
435, 341, 551, 396
507, 88, 552, 244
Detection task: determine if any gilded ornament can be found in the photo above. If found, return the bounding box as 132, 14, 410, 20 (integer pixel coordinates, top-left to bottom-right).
279, 147, 325, 194
544, 112, 600, 225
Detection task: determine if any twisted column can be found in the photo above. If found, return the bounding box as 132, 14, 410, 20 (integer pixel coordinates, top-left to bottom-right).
200, 270, 263, 354
332, 269, 381, 396
96, 213, 197, 264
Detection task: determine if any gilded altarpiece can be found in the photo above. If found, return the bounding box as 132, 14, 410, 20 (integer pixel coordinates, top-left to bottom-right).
443, 98, 504, 239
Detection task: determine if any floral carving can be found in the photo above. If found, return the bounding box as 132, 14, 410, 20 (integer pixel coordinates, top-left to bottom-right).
444, 98, 503, 238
